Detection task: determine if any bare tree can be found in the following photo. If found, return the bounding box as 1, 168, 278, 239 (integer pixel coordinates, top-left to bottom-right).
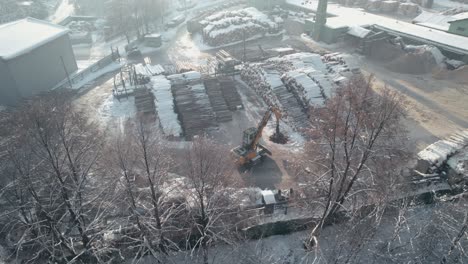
107, 0, 136, 43
181, 136, 238, 264
106, 0, 167, 41
297, 75, 408, 249
0, 91, 118, 263
104, 118, 189, 262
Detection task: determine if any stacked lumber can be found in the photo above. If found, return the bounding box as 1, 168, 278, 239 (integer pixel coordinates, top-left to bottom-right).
272, 85, 310, 130
151, 75, 182, 137
172, 83, 217, 139
135, 63, 166, 76
134, 88, 156, 116
219, 78, 244, 110
204, 78, 232, 122
146, 64, 165, 75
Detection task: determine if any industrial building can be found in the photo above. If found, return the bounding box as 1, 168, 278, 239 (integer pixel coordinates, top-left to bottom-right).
414, 11, 468, 37
286, 0, 468, 61
448, 14, 468, 37
0, 17, 77, 106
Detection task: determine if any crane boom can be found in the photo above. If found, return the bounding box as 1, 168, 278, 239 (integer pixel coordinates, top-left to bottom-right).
231, 107, 282, 167
249, 107, 281, 150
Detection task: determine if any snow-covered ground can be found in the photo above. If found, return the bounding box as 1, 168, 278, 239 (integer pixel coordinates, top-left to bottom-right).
54, 60, 123, 91
98, 94, 136, 133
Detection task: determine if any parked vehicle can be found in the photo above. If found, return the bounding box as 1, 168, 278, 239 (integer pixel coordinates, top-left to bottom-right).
165, 15, 186, 29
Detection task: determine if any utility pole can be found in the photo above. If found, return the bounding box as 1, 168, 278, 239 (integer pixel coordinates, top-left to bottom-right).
60, 56, 73, 89
313, 0, 328, 41
243, 29, 246, 63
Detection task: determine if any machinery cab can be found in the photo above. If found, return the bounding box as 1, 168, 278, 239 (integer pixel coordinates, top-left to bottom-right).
243, 127, 257, 147
231, 107, 279, 167
232, 127, 271, 166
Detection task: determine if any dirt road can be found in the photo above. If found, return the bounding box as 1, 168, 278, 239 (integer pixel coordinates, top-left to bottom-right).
361, 61, 468, 149
294, 36, 467, 150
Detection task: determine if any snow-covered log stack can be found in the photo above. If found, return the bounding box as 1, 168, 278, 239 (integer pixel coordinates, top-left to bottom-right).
151, 75, 182, 137
135, 63, 166, 76
269, 52, 339, 101
200, 7, 279, 47
381, 0, 400, 13
240, 64, 282, 108
282, 71, 325, 108
416, 129, 468, 175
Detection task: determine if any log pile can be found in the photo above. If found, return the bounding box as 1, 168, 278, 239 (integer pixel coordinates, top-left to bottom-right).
204, 78, 232, 123
172, 83, 217, 139
272, 84, 310, 130
240, 65, 281, 108
219, 78, 244, 111
241, 64, 309, 130
134, 88, 156, 116
151, 75, 182, 137
200, 7, 279, 47
282, 71, 325, 109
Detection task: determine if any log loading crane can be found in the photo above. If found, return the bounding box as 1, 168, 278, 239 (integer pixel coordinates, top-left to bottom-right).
231, 107, 282, 166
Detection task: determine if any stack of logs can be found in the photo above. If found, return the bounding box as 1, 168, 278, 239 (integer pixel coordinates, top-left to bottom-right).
134, 87, 156, 118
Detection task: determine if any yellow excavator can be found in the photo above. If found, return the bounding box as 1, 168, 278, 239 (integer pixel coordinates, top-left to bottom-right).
232, 107, 282, 167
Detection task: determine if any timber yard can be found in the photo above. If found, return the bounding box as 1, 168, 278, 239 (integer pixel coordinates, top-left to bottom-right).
0, 0, 467, 263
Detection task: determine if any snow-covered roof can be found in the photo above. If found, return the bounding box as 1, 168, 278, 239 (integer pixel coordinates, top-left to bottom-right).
450, 12, 468, 22
347, 25, 371, 38
261, 190, 276, 205
413, 11, 452, 31
287, 0, 468, 55
0, 17, 69, 60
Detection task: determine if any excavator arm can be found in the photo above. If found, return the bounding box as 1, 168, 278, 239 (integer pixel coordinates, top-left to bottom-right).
248, 107, 282, 150
272, 107, 282, 135
232, 106, 283, 166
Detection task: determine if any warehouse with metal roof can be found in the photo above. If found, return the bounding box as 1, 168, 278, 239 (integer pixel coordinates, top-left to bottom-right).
0, 17, 77, 105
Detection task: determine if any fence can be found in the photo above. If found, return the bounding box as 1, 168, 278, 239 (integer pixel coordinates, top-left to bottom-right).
56, 51, 120, 90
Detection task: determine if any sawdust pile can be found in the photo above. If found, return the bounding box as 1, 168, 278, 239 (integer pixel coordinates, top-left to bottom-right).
367, 41, 404, 61
385, 51, 438, 74
432, 66, 468, 84
270, 132, 289, 144
368, 42, 444, 75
